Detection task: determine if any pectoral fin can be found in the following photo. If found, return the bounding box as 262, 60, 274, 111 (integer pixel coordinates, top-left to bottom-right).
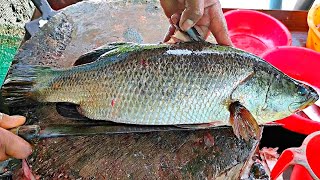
229, 101, 261, 141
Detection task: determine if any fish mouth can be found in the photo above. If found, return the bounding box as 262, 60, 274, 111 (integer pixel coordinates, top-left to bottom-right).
298, 91, 319, 110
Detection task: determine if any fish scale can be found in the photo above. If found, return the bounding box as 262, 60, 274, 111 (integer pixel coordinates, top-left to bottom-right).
3, 42, 318, 132
52, 47, 282, 125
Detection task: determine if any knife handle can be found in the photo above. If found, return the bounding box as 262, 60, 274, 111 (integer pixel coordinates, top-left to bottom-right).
31, 0, 56, 19
10, 125, 41, 141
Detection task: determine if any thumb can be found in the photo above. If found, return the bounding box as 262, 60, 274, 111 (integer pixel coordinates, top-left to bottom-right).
0, 113, 32, 161
0, 112, 26, 129
179, 0, 204, 31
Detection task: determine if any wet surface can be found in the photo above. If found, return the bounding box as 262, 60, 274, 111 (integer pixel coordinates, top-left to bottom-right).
3, 0, 258, 179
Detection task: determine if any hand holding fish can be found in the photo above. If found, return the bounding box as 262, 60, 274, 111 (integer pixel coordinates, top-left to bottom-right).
0, 113, 32, 161
160, 0, 232, 45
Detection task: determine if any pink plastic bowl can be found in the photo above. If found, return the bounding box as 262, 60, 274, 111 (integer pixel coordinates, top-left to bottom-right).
263, 47, 320, 180
261, 46, 320, 135
224, 10, 292, 56
262, 46, 320, 88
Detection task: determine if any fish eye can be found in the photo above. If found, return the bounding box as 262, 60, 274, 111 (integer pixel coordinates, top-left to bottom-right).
298, 85, 308, 96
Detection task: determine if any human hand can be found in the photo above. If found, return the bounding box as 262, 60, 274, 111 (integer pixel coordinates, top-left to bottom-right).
160, 0, 232, 45
0, 113, 32, 161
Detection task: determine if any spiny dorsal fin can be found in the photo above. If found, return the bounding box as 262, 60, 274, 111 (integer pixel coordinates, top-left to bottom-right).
73, 42, 130, 66
229, 101, 261, 141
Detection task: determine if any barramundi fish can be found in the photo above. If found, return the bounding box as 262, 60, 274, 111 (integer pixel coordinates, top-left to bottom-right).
3, 41, 318, 141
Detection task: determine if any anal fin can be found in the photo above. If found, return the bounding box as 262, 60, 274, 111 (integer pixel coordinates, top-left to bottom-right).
56, 102, 117, 125
229, 101, 261, 141
176, 121, 225, 129
56, 102, 89, 120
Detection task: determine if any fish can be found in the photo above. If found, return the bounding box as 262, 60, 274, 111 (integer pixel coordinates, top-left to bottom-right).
2, 41, 319, 141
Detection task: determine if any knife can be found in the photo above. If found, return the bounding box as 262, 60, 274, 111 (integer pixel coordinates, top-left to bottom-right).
185, 27, 204, 42
10, 124, 197, 141
25, 0, 57, 37
173, 21, 204, 42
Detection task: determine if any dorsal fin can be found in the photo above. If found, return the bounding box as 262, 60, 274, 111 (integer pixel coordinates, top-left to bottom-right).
73, 42, 130, 66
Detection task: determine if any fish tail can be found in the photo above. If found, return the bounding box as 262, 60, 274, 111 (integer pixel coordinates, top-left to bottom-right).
1, 64, 55, 106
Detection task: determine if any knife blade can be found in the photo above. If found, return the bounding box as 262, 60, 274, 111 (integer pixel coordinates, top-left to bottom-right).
185, 27, 204, 42
173, 22, 205, 42
25, 0, 57, 37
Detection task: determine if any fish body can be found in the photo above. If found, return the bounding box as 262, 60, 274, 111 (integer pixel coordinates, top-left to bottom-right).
37, 42, 253, 125
3, 41, 318, 140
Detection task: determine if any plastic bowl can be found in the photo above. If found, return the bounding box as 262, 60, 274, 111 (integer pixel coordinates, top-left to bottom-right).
261, 46, 320, 88
261, 46, 320, 135
306, 3, 320, 52
224, 9, 292, 56
262, 47, 320, 180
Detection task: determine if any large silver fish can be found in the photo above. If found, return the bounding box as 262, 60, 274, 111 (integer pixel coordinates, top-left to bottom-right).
3, 41, 318, 140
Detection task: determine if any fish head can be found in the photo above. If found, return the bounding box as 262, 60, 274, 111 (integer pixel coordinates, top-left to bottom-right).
234, 69, 319, 124
287, 83, 319, 111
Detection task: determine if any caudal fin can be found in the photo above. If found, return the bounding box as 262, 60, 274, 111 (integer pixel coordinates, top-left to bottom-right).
1, 64, 54, 106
